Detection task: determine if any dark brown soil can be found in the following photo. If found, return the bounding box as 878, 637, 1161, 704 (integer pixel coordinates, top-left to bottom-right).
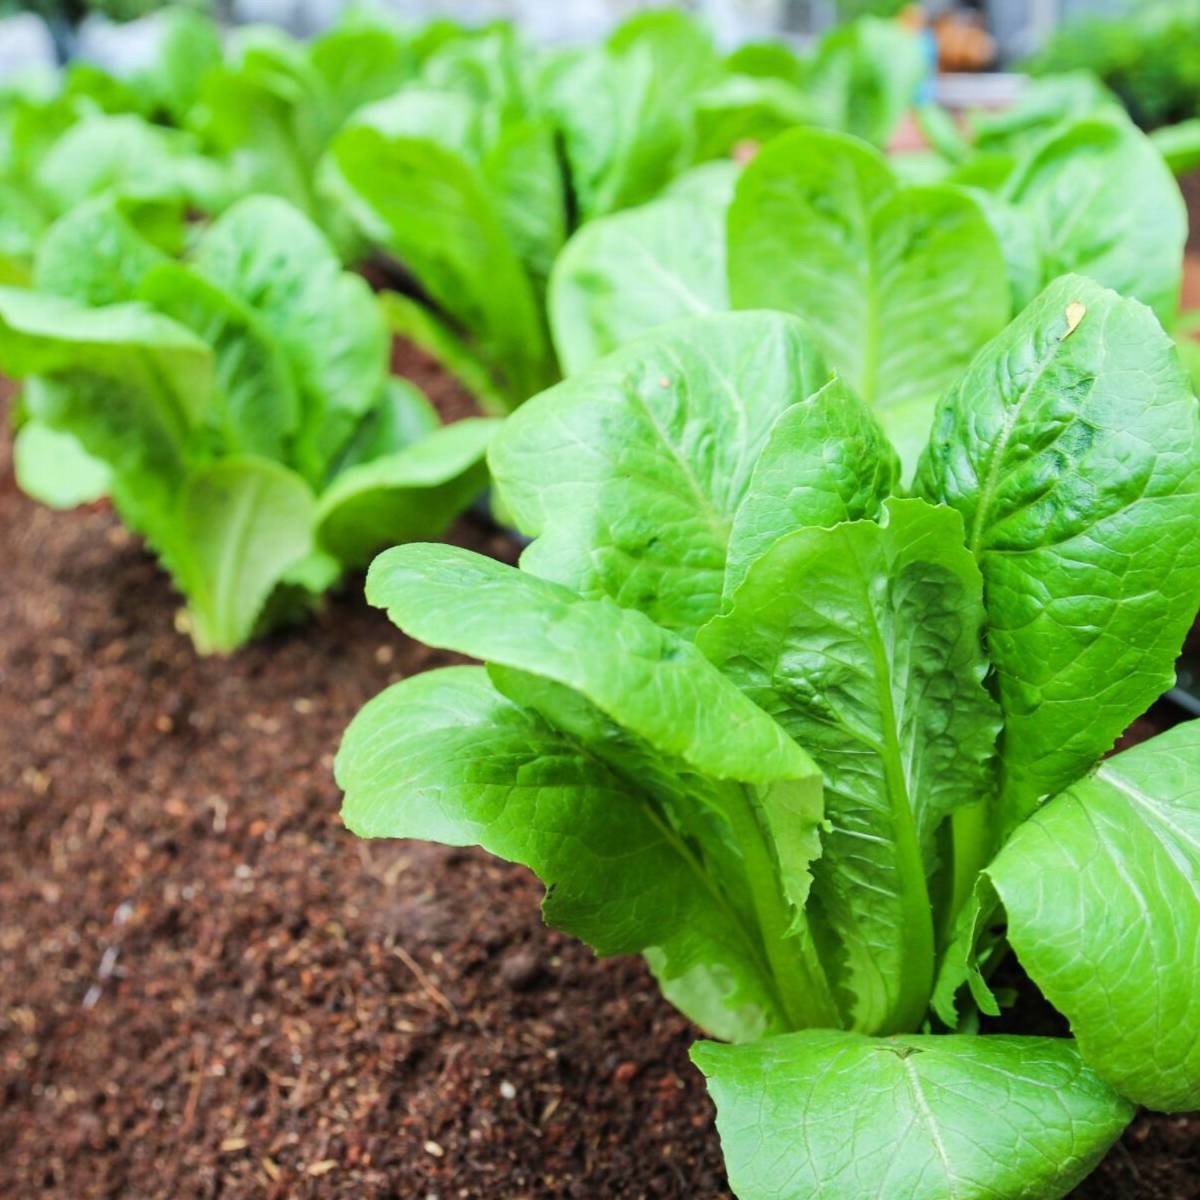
1181, 171, 1200, 255
0, 387, 723, 1200
0, 365, 1196, 1199
390, 337, 481, 426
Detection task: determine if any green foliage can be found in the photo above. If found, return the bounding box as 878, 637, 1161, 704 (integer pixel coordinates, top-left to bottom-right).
327, 86, 558, 410
0, 9, 934, 415
12, 419, 110, 508
322, 9, 927, 411
339, 287, 1200, 1198
804, 16, 925, 149
1028, 1, 1200, 130
1002, 113, 1184, 325
1, 197, 496, 652
970, 72, 1123, 158
915, 278, 1200, 830
546, 96, 1188, 479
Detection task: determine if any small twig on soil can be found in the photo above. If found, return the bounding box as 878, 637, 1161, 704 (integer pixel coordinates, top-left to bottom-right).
180, 1039, 207, 1133
391, 945, 459, 1023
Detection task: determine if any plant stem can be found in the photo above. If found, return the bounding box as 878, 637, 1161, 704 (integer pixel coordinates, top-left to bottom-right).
944, 800, 993, 947
723, 784, 840, 1031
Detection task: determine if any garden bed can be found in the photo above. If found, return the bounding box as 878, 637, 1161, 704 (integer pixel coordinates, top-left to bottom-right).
0, 349, 1197, 1200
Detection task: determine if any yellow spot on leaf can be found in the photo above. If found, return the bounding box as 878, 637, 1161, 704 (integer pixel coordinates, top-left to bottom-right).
1061, 301, 1086, 340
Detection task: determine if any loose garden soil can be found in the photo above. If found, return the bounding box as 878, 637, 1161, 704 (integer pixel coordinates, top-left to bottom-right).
0, 344, 1197, 1199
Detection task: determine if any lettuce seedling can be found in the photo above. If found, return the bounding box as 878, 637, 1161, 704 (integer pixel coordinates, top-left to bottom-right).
338, 280, 1200, 1198
1, 195, 498, 652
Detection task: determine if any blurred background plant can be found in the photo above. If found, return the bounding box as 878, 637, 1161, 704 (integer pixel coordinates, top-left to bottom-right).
0, 0, 212, 25
1028, 0, 1200, 129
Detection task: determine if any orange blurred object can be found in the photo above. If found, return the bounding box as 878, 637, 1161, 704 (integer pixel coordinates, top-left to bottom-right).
933, 10, 996, 72
896, 3, 996, 73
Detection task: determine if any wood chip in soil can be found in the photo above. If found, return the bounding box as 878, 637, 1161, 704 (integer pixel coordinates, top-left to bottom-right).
0, 386, 1194, 1199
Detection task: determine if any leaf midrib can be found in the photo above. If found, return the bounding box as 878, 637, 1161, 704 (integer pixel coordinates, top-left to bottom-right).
847, 536, 935, 1032
900, 1054, 961, 1200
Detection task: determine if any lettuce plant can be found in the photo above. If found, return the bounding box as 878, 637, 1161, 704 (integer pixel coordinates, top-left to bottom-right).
912, 76, 1187, 328
186, 14, 441, 252
338, 281, 1200, 1198
0, 8, 470, 278
325, 23, 564, 413
1, 195, 497, 652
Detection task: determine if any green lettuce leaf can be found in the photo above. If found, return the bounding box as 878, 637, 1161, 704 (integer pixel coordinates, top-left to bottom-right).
328, 99, 552, 407
957, 186, 1042, 313
989, 721, 1200, 1111
805, 17, 925, 148
1151, 117, 1200, 177
490, 311, 835, 637
173, 456, 317, 655
722, 375, 897, 595
138, 261, 300, 463
549, 161, 736, 375
1005, 114, 1186, 325
693, 1030, 1133, 1200
728, 128, 1009, 471
347, 547, 836, 1033
0, 180, 49, 285
916, 276, 1200, 826
691, 75, 813, 163
724, 41, 807, 88
0, 286, 212, 548
419, 22, 529, 115
537, 10, 719, 222
191, 195, 387, 478
971, 72, 1122, 157
331, 376, 439, 474
481, 116, 567, 292
33, 197, 168, 307
189, 27, 328, 224
12, 420, 110, 509
308, 22, 417, 130
366, 543, 810, 785
140, 7, 224, 126
36, 113, 228, 217
339, 664, 793, 1041
315, 418, 499, 566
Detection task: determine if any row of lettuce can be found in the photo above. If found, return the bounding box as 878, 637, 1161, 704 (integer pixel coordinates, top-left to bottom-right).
325, 24, 1200, 1200
0, 5, 1196, 655
0, 7, 933, 650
